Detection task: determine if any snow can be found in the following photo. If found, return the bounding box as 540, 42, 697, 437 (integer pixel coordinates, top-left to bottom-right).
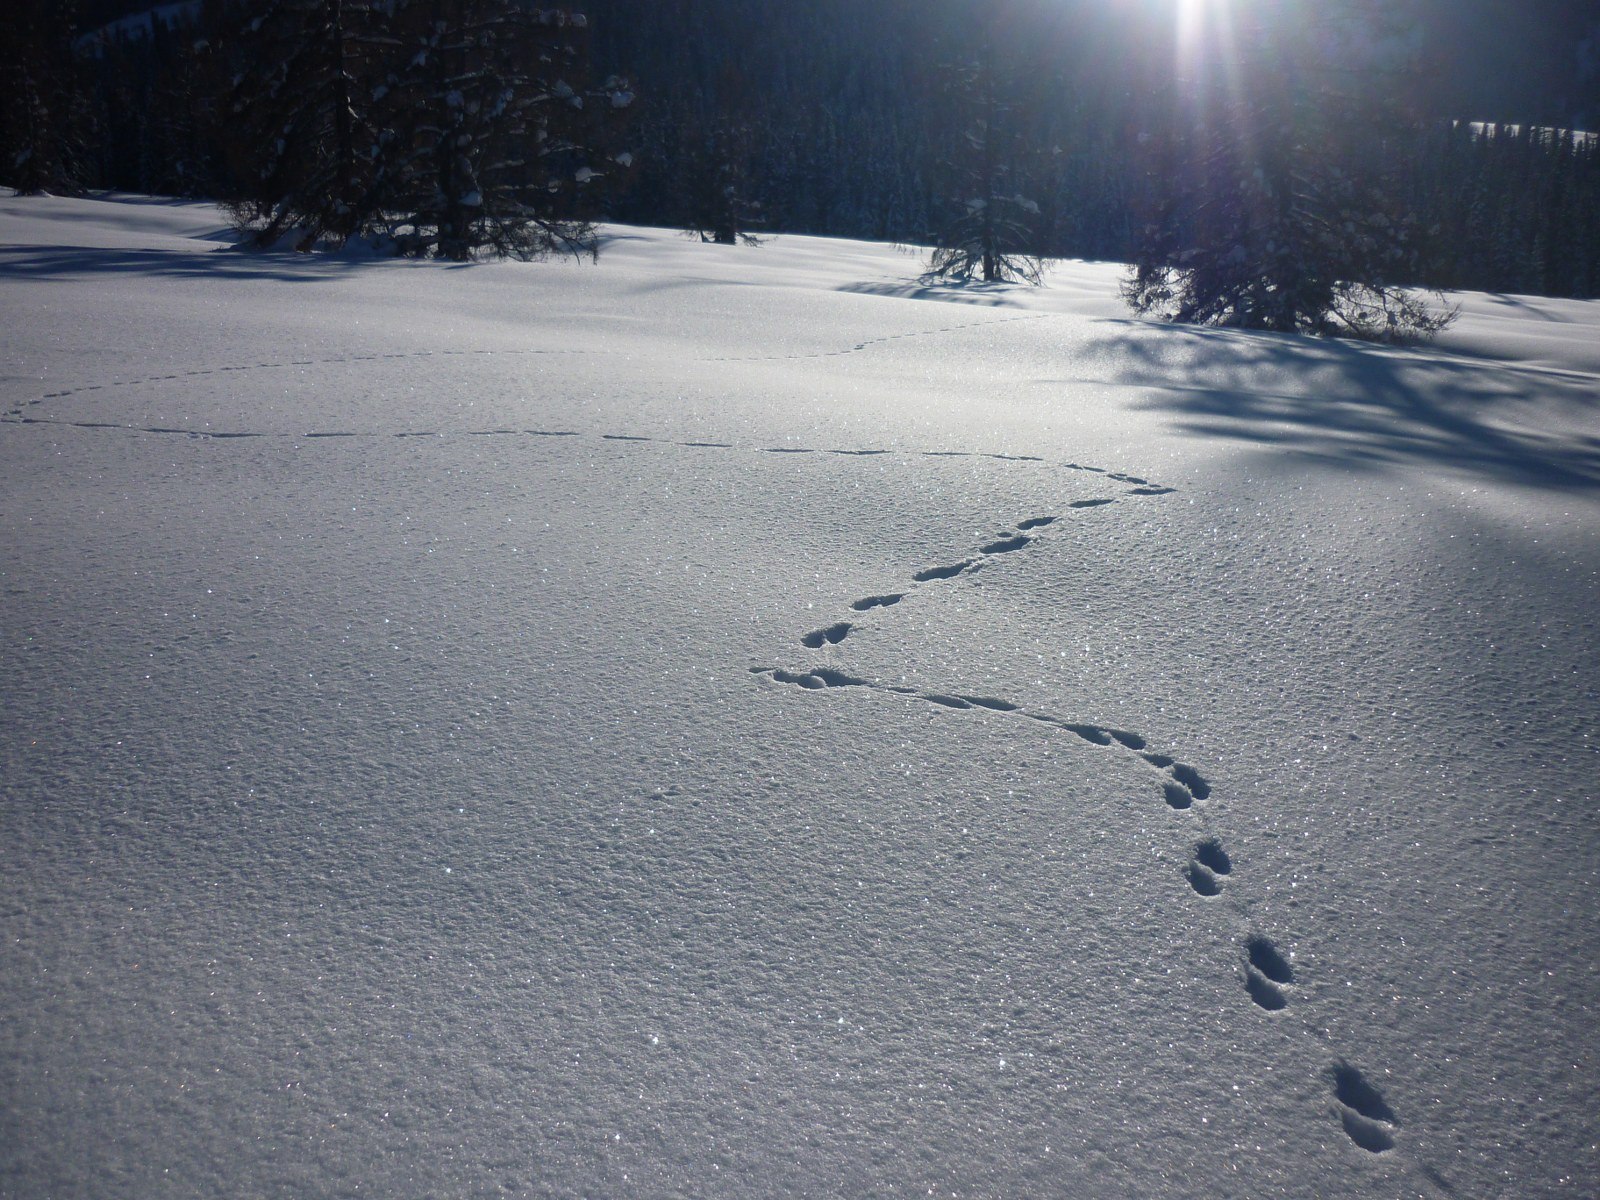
1, 192, 1596, 1198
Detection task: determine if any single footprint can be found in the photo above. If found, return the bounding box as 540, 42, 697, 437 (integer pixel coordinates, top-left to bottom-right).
1331, 1063, 1398, 1153
851, 594, 903, 611
1243, 935, 1294, 1010
801, 622, 852, 649
981, 534, 1032, 554
763, 666, 868, 691
1162, 782, 1196, 810
1170, 763, 1211, 800
1186, 839, 1233, 896
1016, 516, 1057, 531
913, 560, 977, 583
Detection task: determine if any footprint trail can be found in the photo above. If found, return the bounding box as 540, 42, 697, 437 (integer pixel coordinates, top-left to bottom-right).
755, 492, 1411, 1163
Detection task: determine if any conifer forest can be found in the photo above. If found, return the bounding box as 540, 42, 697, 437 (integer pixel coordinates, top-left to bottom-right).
4, 0, 1599, 306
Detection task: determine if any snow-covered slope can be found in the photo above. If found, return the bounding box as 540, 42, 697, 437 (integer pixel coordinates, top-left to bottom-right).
2, 193, 1596, 1199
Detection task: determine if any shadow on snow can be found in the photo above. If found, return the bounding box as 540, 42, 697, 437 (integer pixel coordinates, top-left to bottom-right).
1080, 320, 1600, 491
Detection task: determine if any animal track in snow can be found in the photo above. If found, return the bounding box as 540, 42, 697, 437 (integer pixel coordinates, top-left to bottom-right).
754, 666, 1207, 819
705, 312, 1049, 363
1331, 1063, 1399, 1153
801, 622, 853, 649
2, 411, 1179, 499
1243, 935, 1296, 1011
756, 499, 1408, 1159
1187, 839, 1233, 896
913, 559, 980, 583
980, 534, 1032, 555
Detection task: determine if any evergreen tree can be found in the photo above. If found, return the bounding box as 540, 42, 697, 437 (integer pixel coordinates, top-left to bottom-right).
1124, 0, 1454, 339
926, 9, 1048, 285
219, 0, 394, 249
217, 0, 632, 259
1, 0, 93, 195
385, 1, 634, 260
677, 114, 764, 245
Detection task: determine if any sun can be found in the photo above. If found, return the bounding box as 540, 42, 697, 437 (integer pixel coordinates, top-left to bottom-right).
1172, 0, 1244, 91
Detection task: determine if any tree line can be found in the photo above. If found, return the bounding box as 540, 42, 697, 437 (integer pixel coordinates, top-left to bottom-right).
2, 0, 1597, 324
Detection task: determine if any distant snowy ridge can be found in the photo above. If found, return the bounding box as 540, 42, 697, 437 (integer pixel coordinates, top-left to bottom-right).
1460, 120, 1597, 146
75, 2, 203, 53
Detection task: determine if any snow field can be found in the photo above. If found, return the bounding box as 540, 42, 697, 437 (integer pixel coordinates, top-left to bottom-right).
2, 193, 1597, 1197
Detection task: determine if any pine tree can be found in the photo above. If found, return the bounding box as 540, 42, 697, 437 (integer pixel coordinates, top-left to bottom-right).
1, 0, 93, 195
217, 0, 632, 259
1123, 0, 1454, 340
677, 114, 764, 245
219, 0, 392, 249
385, 1, 634, 261
925, 9, 1048, 285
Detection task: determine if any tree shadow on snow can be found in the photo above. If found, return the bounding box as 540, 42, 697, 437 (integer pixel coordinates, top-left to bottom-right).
1082, 320, 1600, 491
837, 280, 1018, 307
0, 243, 382, 285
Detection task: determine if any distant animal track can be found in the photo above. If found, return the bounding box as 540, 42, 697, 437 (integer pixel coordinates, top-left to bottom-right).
1331, 1063, 1398, 1153
5, 365, 1181, 501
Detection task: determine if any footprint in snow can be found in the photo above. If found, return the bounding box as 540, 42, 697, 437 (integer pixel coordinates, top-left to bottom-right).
851, 593, 903, 611
1243, 935, 1295, 1011
800, 622, 852, 649
913, 559, 978, 583
980, 534, 1032, 555
1185, 839, 1233, 896
1331, 1062, 1399, 1153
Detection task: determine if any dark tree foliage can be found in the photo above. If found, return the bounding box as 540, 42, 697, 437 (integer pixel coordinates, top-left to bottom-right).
383, 2, 633, 261
1124, 0, 1454, 339
1, 0, 94, 194
28, 0, 1600, 298
677, 115, 765, 245
926, 9, 1048, 285
75, 1, 231, 198
216, 0, 633, 259
219, 0, 391, 249
1401, 121, 1600, 298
